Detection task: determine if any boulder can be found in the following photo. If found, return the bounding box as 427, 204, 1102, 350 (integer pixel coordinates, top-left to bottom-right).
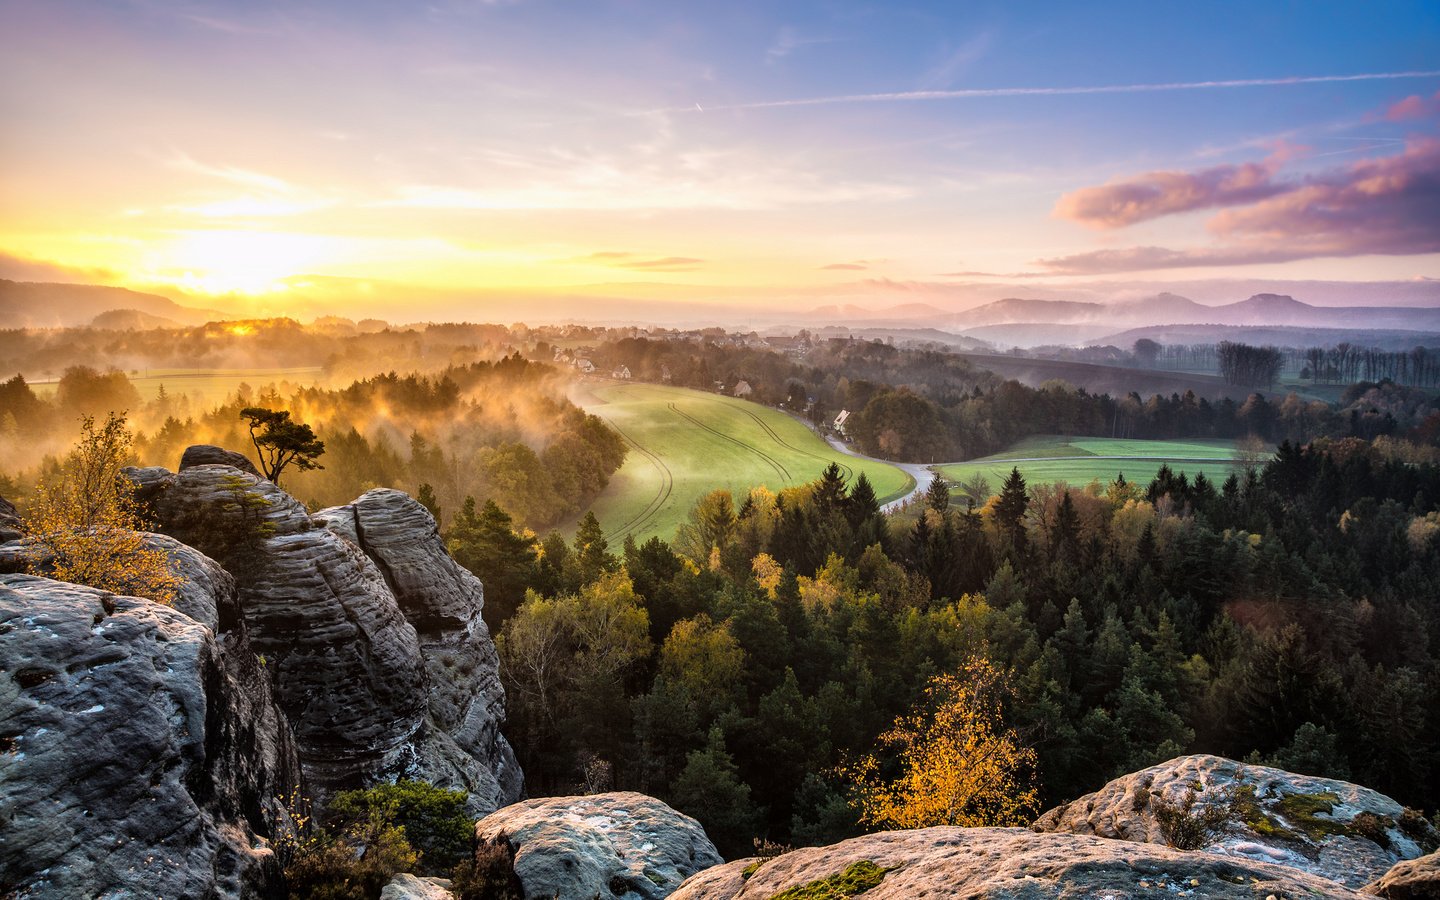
180, 443, 262, 477
381, 873, 456, 900
0, 573, 300, 899
1366, 851, 1440, 898
475, 792, 723, 900
670, 826, 1371, 900
1032, 754, 1439, 889
316, 489, 522, 813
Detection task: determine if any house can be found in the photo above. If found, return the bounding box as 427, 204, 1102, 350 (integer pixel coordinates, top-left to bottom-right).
612, 365, 631, 379
575, 358, 596, 374
660, 364, 673, 383
733, 379, 753, 398
833, 409, 851, 436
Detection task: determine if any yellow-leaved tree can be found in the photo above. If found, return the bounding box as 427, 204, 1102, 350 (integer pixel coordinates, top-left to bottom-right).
23, 413, 180, 605
843, 657, 1040, 828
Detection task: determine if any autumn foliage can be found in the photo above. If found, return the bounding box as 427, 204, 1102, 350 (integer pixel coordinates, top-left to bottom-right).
22, 413, 180, 605
842, 658, 1040, 829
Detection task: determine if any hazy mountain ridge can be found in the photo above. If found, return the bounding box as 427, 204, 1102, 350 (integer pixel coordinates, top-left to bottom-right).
0, 280, 223, 328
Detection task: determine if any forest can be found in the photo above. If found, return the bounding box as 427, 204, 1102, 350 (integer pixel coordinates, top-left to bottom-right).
0, 355, 625, 530
440, 436, 1440, 856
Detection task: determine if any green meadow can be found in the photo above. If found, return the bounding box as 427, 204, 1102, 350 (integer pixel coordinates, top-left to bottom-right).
936, 435, 1241, 498
574, 382, 913, 544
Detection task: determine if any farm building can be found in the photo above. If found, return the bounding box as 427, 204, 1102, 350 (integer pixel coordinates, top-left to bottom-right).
733, 380, 754, 397
575, 358, 596, 374
833, 409, 851, 436
612, 365, 632, 379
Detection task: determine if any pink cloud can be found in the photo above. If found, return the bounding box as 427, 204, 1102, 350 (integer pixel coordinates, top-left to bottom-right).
1053, 157, 1288, 228
1384, 90, 1440, 121
821, 262, 867, 270
1039, 138, 1440, 274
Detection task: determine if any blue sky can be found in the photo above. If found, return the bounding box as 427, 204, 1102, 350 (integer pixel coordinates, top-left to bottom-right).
1, 0, 1437, 313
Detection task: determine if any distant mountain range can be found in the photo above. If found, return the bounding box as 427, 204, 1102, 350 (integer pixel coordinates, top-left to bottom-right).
807, 292, 1440, 347
0, 280, 224, 328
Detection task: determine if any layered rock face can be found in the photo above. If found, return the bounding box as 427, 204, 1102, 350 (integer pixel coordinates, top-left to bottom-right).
316, 489, 522, 812
475, 792, 723, 900
136, 456, 521, 813
180, 443, 263, 477
671, 827, 1372, 899
1032, 754, 1440, 888
0, 494, 20, 543
0, 572, 300, 899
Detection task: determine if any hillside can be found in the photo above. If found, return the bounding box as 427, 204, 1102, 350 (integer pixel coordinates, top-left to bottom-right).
0, 279, 222, 328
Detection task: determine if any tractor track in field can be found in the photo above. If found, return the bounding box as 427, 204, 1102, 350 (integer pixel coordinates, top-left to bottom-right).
602, 417, 674, 542
721, 400, 855, 482
666, 402, 792, 482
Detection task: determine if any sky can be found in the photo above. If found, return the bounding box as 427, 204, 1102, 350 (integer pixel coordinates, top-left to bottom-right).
2, 0, 1439, 319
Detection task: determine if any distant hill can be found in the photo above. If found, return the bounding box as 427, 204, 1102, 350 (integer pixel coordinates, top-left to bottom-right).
0, 280, 222, 328
935, 293, 1440, 346
90, 308, 179, 330
808, 302, 950, 321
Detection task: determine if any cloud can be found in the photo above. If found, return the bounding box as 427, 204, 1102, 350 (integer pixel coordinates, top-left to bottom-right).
766, 27, 838, 64
821, 263, 868, 270
167, 154, 293, 192
1053, 156, 1288, 228
918, 31, 994, 89
1384, 90, 1440, 121
569, 252, 705, 272
667, 69, 1440, 114
1039, 138, 1440, 274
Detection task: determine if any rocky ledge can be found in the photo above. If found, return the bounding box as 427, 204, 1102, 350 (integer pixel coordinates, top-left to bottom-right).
671, 826, 1373, 899
1032, 754, 1440, 888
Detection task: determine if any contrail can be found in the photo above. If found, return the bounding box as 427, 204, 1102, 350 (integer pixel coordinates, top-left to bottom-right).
668, 70, 1440, 113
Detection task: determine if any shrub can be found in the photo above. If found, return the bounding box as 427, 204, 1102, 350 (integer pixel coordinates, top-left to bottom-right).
451, 838, 523, 900
1153, 784, 1231, 850
327, 781, 473, 873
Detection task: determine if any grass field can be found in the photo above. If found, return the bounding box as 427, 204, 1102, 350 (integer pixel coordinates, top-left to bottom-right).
574, 382, 914, 544
936, 435, 1242, 497
29, 367, 325, 406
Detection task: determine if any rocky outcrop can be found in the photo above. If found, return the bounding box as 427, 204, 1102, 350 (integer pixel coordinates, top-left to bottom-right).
135, 451, 521, 812
180, 444, 262, 477
671, 827, 1371, 899
1032, 754, 1439, 889
0, 494, 20, 543
1366, 851, 1440, 898
317, 489, 522, 812
381, 874, 456, 900
0, 573, 300, 899
475, 792, 723, 900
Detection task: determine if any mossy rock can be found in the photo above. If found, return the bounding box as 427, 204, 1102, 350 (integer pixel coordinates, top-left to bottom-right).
768, 860, 892, 900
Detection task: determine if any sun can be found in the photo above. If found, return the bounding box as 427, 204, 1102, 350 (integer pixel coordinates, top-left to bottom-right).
140, 230, 340, 296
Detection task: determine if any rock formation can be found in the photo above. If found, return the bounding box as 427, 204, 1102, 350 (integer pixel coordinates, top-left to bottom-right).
1032, 754, 1440, 888
0, 493, 20, 543
316, 489, 522, 811
381, 873, 458, 900
671, 826, 1372, 899
0, 572, 300, 898
1365, 851, 1440, 898
474, 792, 723, 900
131, 453, 521, 813
180, 443, 262, 477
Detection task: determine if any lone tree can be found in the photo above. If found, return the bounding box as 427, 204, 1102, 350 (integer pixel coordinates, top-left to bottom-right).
240, 407, 325, 485
23, 413, 181, 605
841, 657, 1039, 829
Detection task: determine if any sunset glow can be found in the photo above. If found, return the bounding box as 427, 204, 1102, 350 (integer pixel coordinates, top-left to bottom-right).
2, 1, 1437, 319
